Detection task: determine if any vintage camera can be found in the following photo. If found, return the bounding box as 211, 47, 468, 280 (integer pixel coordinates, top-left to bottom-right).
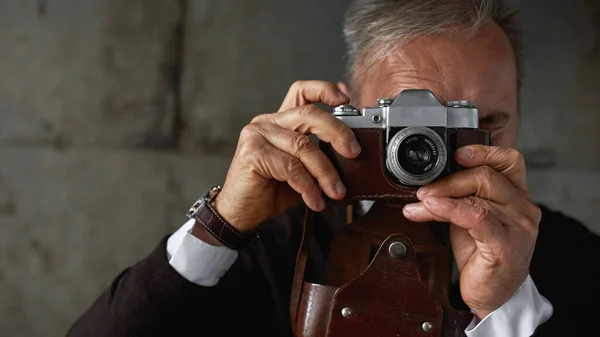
320, 89, 490, 200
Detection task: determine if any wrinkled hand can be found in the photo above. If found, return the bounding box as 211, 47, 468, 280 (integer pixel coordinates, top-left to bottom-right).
402, 145, 541, 320
212, 81, 361, 232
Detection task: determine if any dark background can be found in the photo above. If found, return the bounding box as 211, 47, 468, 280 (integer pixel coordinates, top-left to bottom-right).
0, 0, 598, 336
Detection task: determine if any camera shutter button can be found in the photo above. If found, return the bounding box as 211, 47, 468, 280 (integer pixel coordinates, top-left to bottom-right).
377, 98, 393, 107
333, 104, 360, 116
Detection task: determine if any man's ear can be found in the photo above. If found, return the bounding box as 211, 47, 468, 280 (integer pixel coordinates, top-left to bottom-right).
337, 81, 351, 99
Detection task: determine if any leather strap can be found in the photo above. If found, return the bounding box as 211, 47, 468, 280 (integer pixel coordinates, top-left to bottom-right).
193, 200, 259, 251
442, 308, 474, 337
290, 206, 314, 329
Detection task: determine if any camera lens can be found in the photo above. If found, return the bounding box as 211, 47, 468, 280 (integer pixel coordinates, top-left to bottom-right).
398, 134, 438, 175
408, 146, 430, 165
386, 127, 447, 186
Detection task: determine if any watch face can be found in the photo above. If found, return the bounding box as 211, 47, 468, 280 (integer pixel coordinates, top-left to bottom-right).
188, 185, 221, 218
206, 185, 222, 201
187, 199, 203, 218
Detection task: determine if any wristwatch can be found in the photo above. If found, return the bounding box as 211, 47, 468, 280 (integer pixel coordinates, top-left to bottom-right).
187, 185, 259, 251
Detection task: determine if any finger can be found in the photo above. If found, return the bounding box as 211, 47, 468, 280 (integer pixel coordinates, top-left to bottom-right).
406, 194, 541, 240
251, 142, 325, 212
403, 200, 472, 224
253, 104, 361, 159
403, 202, 437, 222
422, 196, 507, 245
279, 80, 349, 111
417, 165, 520, 206
251, 122, 346, 200
455, 145, 527, 191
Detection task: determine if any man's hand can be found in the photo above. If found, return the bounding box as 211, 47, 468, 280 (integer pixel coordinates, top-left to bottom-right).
211, 81, 361, 233
402, 145, 541, 320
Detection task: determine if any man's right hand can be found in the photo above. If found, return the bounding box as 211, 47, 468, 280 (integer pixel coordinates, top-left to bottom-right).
210, 81, 362, 233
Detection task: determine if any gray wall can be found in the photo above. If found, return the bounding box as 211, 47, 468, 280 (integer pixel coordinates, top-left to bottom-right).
518, 0, 600, 230
0, 1, 598, 336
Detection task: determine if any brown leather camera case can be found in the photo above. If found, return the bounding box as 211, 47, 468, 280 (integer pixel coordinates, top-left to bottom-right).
320, 128, 491, 201
289, 127, 490, 337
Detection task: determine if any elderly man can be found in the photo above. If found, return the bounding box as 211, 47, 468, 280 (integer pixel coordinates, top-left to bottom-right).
68, 0, 600, 336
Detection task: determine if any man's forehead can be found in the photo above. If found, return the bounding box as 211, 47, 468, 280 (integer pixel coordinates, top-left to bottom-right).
374, 67, 495, 108
355, 21, 517, 110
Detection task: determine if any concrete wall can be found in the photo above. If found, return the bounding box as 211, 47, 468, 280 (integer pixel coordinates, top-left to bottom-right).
0, 1, 598, 336
517, 0, 600, 230
0, 1, 349, 336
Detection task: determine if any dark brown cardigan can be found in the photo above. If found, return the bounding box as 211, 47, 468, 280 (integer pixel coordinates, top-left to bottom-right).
66, 203, 600, 336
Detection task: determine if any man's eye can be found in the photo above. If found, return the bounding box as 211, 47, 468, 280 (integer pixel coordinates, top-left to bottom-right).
479, 112, 510, 130
479, 122, 497, 129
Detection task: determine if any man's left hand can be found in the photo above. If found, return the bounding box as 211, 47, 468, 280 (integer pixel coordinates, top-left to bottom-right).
402, 145, 541, 320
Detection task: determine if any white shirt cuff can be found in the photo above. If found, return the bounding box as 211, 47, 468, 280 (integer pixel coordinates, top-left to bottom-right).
465, 275, 553, 337
166, 219, 238, 286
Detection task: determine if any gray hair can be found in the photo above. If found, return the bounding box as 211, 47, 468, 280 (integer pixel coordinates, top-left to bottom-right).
343, 0, 522, 90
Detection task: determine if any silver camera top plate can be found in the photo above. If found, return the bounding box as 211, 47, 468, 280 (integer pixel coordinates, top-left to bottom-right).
332, 89, 479, 129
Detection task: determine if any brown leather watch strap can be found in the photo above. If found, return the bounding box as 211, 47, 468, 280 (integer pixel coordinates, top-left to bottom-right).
192, 199, 259, 251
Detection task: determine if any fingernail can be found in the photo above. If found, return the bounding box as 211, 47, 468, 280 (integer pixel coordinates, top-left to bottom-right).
350, 140, 362, 155
403, 203, 420, 214
335, 181, 346, 196
417, 186, 431, 198
457, 147, 474, 160
425, 196, 438, 206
